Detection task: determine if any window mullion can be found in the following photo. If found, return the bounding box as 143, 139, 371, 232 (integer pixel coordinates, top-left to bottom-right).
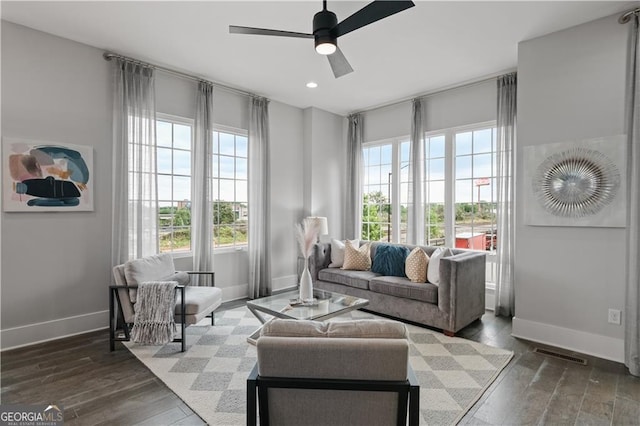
444, 130, 455, 247
391, 140, 401, 243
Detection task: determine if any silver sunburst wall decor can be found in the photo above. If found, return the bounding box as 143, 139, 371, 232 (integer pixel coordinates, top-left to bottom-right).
532, 147, 621, 218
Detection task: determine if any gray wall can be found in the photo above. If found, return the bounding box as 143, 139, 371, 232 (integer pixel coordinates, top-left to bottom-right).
1, 21, 113, 345
1, 22, 306, 348
269, 100, 305, 286
302, 107, 346, 239
363, 79, 497, 142
513, 14, 628, 361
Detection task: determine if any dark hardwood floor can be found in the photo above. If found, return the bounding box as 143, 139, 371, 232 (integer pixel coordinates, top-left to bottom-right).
2, 302, 639, 425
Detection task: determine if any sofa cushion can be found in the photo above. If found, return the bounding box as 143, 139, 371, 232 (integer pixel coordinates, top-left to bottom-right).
427, 247, 454, 285
261, 318, 407, 339
342, 241, 371, 271
318, 268, 380, 290
371, 244, 410, 277
329, 238, 359, 268
405, 247, 429, 283
369, 276, 438, 304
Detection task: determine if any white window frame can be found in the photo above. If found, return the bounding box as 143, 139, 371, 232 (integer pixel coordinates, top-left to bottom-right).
156, 113, 195, 258
362, 137, 409, 243
362, 120, 498, 287
211, 124, 249, 254
155, 115, 250, 256
425, 121, 496, 246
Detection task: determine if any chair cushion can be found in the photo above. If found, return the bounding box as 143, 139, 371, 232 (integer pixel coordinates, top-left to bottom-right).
318, 268, 380, 290
124, 253, 176, 283
369, 276, 438, 304
175, 286, 222, 316
261, 319, 407, 339
124, 254, 183, 302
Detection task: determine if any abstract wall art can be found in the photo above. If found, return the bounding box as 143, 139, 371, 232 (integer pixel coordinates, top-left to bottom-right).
2, 138, 93, 212
523, 135, 626, 227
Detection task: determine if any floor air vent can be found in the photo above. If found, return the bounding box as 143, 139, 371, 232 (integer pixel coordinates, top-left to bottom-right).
533, 347, 588, 365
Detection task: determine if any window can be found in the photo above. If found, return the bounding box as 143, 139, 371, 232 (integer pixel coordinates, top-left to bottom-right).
362, 141, 410, 242
424, 135, 446, 246
155, 116, 249, 254
212, 129, 248, 249
362, 122, 497, 255
157, 117, 192, 254
362, 143, 393, 242
454, 128, 497, 252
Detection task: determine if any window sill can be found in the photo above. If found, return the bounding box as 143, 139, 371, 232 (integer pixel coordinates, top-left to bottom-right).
170, 251, 193, 260
214, 246, 247, 255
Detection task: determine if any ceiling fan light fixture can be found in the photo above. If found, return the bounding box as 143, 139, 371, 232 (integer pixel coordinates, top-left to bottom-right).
230, 0, 416, 78
315, 41, 336, 55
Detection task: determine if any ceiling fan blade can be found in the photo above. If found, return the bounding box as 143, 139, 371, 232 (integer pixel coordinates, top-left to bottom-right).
331, 1, 415, 38
327, 46, 354, 78
229, 25, 314, 39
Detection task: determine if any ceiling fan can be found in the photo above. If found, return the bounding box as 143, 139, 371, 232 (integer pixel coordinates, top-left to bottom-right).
229, 0, 415, 78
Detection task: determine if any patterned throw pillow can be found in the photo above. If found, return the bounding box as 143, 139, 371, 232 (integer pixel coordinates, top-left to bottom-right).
371, 244, 410, 277
342, 241, 371, 271
329, 238, 359, 268
405, 247, 429, 283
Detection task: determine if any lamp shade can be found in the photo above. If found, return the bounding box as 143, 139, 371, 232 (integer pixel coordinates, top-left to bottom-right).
305, 216, 329, 236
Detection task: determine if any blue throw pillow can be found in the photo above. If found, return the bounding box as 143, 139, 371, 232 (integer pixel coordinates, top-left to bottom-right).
371, 244, 410, 277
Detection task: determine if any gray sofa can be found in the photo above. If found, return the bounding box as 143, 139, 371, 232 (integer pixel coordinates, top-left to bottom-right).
308, 241, 486, 335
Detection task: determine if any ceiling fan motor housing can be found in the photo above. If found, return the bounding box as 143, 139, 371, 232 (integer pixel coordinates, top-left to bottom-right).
313, 9, 338, 50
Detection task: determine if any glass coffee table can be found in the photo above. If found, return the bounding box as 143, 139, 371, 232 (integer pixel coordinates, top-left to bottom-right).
246, 288, 369, 344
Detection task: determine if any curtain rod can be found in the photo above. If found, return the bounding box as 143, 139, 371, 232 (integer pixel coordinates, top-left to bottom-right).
619, 7, 639, 24
103, 51, 258, 98
350, 68, 516, 116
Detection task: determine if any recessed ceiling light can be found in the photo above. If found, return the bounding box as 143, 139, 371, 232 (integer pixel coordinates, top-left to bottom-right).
306, 82, 318, 88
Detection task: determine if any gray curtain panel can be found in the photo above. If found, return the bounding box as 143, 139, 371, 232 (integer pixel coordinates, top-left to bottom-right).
495, 72, 517, 317
624, 12, 640, 377
192, 82, 215, 285
248, 97, 272, 298
407, 98, 425, 245
346, 113, 364, 240
111, 59, 158, 269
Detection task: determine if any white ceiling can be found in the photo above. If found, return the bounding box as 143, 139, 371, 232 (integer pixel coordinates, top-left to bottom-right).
2, 1, 634, 115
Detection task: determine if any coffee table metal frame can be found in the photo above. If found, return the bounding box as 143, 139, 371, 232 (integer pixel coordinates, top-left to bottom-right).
246, 288, 369, 344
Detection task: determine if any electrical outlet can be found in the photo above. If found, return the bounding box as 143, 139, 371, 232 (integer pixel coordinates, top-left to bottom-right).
608, 309, 621, 325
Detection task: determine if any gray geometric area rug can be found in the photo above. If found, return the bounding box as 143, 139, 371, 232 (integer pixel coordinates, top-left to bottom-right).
124, 306, 513, 425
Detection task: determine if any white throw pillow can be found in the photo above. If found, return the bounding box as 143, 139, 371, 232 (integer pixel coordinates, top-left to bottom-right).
427, 247, 453, 285
329, 238, 359, 268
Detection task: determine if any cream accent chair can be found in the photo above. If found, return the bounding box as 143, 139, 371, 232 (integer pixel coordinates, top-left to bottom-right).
247, 319, 420, 426
109, 253, 222, 352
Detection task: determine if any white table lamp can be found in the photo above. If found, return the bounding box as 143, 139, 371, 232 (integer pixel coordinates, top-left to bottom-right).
305, 216, 329, 241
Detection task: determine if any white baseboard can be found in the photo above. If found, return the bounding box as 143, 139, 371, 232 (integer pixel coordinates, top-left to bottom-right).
1, 310, 109, 351
0, 274, 313, 351
512, 317, 624, 363
221, 284, 249, 301
485, 287, 495, 311
272, 274, 298, 292
221, 275, 297, 301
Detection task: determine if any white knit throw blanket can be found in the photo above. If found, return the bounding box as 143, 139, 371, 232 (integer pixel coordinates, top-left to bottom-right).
131, 281, 178, 345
